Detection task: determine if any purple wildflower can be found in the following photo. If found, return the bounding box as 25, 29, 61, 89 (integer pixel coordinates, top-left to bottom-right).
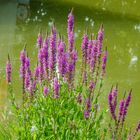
24, 56, 32, 90
89, 80, 95, 92
44, 86, 49, 96
49, 26, 57, 78
86, 97, 91, 110
25, 69, 31, 90
38, 48, 45, 80
108, 89, 116, 120
68, 31, 74, 52
118, 99, 125, 123
111, 85, 118, 111
122, 90, 132, 123
71, 50, 77, 65
58, 41, 68, 77
77, 93, 82, 104
136, 121, 140, 132
84, 97, 91, 119
101, 49, 108, 77
97, 24, 104, 57
37, 32, 42, 48
90, 40, 98, 72
20, 49, 26, 94
28, 80, 36, 96
81, 33, 88, 63
34, 64, 40, 80
20, 49, 26, 78
84, 109, 90, 120
6, 55, 12, 83
43, 37, 49, 72
67, 9, 74, 35
53, 78, 60, 98
97, 24, 104, 43
87, 39, 93, 63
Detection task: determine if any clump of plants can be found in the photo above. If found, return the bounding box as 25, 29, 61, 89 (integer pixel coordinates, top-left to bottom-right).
3, 10, 140, 139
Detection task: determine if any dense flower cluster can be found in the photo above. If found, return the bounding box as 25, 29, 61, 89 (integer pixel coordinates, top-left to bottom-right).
5, 10, 140, 140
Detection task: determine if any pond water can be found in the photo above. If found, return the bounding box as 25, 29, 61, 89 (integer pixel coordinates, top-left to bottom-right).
0, 0, 140, 127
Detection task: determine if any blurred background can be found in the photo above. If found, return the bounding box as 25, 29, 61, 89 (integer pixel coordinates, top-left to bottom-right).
0, 0, 140, 127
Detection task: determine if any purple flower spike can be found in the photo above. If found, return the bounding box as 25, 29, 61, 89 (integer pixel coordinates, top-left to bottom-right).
97, 25, 104, 57
84, 109, 90, 120
122, 90, 132, 123
44, 86, 49, 96
43, 37, 49, 71
101, 49, 108, 77
20, 48, 26, 94
86, 97, 91, 110
71, 50, 77, 64
89, 80, 95, 92
6, 55, 12, 84
77, 93, 82, 104
53, 78, 60, 98
49, 26, 57, 78
97, 24, 104, 43
28, 80, 36, 96
37, 32, 42, 48
34, 64, 40, 81
81, 33, 88, 63
20, 49, 26, 78
84, 97, 91, 119
118, 99, 125, 123
90, 40, 97, 72
38, 48, 45, 80
25, 70, 31, 90
68, 31, 74, 52
136, 121, 140, 132
108, 89, 116, 120
87, 40, 93, 63
67, 9, 74, 34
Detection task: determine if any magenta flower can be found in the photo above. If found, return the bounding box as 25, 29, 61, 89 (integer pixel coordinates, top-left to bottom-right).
6, 55, 12, 83
67, 9, 74, 53
77, 93, 82, 104
84, 109, 90, 120
81, 33, 88, 63
44, 86, 49, 96
122, 90, 132, 123
20, 49, 26, 93
25, 70, 31, 90
89, 80, 95, 92
34, 64, 40, 81
38, 48, 45, 80
53, 78, 60, 98
68, 31, 74, 52
136, 121, 140, 132
90, 40, 98, 72
87, 40, 93, 63
97, 24, 104, 43
86, 97, 91, 110
37, 32, 42, 48
97, 24, 104, 57
28, 80, 36, 96
118, 99, 125, 123
49, 26, 57, 78
108, 89, 116, 120
101, 49, 108, 77
58, 41, 68, 77
67, 9, 74, 35
43, 37, 49, 72
20, 49, 26, 78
